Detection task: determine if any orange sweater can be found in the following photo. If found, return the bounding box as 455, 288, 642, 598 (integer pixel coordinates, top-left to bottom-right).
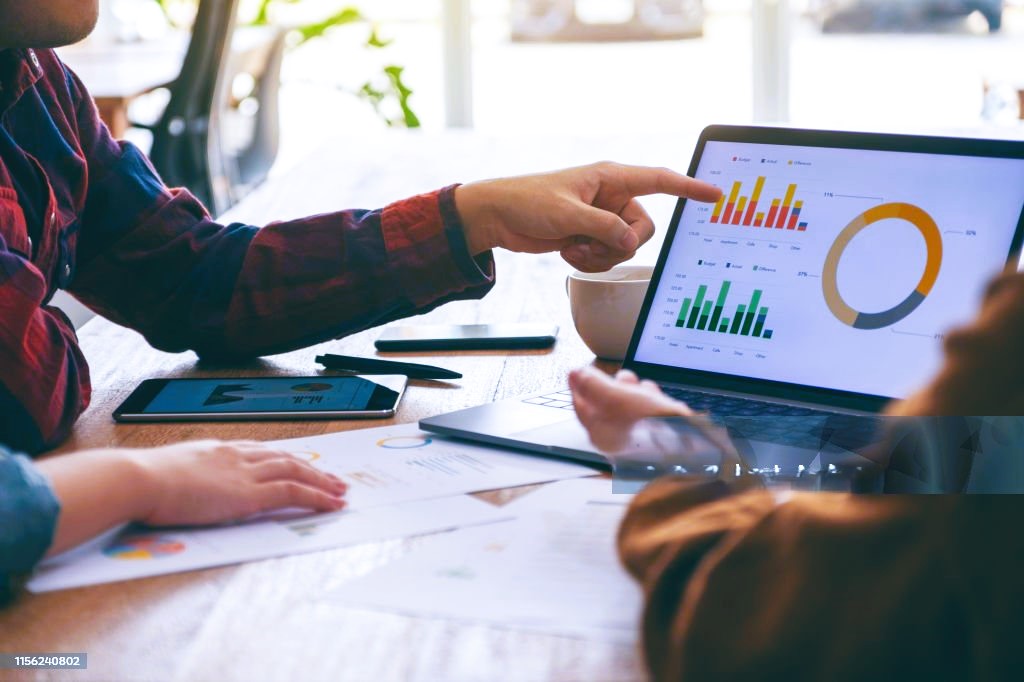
617, 272, 1024, 681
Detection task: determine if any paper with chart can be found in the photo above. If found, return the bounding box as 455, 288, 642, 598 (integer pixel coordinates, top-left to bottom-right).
28, 423, 597, 592
268, 422, 599, 509
28, 495, 510, 593
327, 478, 642, 642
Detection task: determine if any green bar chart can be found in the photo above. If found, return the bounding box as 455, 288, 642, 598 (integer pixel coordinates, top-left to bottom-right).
675, 281, 774, 340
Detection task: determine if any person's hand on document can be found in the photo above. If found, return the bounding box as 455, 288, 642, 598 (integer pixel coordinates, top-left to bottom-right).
135, 440, 347, 525
37, 440, 347, 556
455, 162, 722, 273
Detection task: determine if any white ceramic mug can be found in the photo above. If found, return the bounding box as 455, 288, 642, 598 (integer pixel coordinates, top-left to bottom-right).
566, 265, 654, 360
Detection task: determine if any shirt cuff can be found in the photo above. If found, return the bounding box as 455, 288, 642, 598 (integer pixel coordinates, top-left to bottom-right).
0, 450, 60, 603
438, 184, 495, 284
380, 184, 495, 307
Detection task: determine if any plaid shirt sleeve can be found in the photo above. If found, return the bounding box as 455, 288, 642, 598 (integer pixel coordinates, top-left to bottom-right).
65, 69, 496, 359
0, 187, 91, 453
0, 50, 494, 454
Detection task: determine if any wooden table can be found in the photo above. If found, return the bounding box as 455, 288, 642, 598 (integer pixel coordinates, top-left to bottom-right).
0, 131, 696, 681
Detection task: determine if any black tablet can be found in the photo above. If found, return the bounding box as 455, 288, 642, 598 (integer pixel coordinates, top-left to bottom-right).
113, 375, 408, 422
375, 323, 558, 352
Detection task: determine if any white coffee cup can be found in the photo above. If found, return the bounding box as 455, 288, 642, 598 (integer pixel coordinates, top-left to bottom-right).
566, 265, 654, 360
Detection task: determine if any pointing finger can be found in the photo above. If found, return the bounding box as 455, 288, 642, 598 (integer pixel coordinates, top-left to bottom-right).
609, 164, 722, 203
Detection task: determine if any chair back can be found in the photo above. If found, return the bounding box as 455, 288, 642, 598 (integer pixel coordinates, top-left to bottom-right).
149, 0, 241, 215
217, 26, 287, 206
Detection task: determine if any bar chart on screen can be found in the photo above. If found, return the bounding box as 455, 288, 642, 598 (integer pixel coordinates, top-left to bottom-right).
708, 175, 811, 231
674, 279, 775, 339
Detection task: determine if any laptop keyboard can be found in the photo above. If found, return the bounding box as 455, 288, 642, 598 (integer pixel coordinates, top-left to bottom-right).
522, 390, 575, 410
523, 386, 880, 449
521, 386, 823, 416
660, 387, 818, 416
662, 387, 881, 450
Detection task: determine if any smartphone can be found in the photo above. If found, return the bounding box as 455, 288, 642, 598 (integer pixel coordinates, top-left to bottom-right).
113, 375, 408, 422
375, 323, 558, 352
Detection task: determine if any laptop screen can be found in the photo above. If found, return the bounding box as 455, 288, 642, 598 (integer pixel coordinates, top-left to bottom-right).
632, 136, 1024, 401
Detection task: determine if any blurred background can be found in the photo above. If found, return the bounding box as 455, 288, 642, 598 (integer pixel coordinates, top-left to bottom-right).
52, 0, 1024, 327
76, 0, 1024, 166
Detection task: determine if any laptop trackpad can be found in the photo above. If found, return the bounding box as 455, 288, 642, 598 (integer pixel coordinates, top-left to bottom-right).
513, 419, 601, 456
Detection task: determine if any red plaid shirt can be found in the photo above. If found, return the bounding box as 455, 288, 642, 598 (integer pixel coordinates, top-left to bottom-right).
0, 48, 495, 454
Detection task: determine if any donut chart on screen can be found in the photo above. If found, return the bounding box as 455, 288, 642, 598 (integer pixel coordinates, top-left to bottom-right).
822, 202, 942, 330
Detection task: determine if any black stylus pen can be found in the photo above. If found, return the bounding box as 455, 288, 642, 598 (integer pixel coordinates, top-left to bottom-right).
315, 353, 462, 380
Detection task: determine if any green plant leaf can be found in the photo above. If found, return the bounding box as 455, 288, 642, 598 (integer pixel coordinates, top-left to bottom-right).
152, 1, 419, 129
384, 65, 420, 128
253, 0, 272, 25
292, 7, 365, 45
366, 26, 393, 48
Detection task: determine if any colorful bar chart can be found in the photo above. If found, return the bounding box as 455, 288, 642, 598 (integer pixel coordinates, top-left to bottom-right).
709, 176, 809, 231
675, 281, 774, 339
741, 176, 765, 226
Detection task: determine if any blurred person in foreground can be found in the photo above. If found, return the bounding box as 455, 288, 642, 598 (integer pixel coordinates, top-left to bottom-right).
570, 270, 1024, 682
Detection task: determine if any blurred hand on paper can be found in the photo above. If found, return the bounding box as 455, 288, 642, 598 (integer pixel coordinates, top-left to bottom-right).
39, 439, 348, 557
136, 440, 347, 526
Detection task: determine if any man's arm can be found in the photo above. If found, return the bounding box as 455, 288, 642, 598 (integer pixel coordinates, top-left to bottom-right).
0, 236, 89, 452
61, 61, 494, 358
55, 50, 721, 359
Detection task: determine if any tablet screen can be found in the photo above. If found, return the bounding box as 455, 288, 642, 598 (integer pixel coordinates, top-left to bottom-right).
633, 139, 1024, 400
135, 377, 398, 414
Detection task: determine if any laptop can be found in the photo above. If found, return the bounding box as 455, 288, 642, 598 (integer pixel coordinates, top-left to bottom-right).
421, 125, 1024, 468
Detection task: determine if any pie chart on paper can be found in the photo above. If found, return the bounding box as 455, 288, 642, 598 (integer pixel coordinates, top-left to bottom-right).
103, 536, 186, 560
376, 436, 433, 449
